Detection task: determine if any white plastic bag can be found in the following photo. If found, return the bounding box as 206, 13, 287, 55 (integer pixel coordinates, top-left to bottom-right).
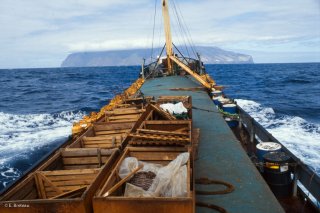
122, 153, 189, 198
140, 162, 162, 174
166, 165, 187, 197
160, 102, 188, 115
118, 157, 139, 179
147, 152, 189, 197
119, 157, 162, 179
124, 183, 153, 197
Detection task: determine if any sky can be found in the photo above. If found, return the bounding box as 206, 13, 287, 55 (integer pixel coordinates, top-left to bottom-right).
0, 0, 319, 68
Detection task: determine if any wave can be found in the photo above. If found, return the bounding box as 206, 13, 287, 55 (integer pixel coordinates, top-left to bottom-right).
284, 79, 313, 84
236, 99, 320, 175
0, 111, 85, 189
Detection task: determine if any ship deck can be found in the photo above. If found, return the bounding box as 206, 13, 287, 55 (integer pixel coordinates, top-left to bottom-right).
140, 75, 284, 213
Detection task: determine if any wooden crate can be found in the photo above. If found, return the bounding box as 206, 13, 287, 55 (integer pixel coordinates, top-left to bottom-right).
123, 96, 154, 107
93, 122, 135, 137
103, 108, 145, 123
157, 96, 192, 119
0, 149, 119, 213
93, 147, 195, 213
128, 120, 192, 146
50, 148, 118, 170
68, 122, 135, 149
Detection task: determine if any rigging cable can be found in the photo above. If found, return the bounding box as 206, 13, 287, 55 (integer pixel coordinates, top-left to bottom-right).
173, 0, 198, 57
171, 0, 190, 58
150, 0, 158, 61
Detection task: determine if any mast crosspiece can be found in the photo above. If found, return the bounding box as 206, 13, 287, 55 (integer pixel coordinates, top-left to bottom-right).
161, 0, 213, 89
162, 0, 174, 75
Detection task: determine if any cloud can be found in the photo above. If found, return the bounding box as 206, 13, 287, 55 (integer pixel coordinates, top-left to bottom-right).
0, 0, 319, 68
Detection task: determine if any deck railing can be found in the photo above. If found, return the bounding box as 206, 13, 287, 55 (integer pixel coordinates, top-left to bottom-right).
237, 105, 320, 208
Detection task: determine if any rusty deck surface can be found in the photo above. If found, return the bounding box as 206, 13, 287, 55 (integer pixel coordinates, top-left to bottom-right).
140, 75, 284, 213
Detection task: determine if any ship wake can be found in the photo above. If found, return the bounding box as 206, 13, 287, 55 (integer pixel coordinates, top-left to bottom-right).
236, 99, 320, 176
0, 111, 85, 190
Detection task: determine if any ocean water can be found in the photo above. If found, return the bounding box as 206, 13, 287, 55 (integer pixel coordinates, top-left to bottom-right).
0, 63, 319, 192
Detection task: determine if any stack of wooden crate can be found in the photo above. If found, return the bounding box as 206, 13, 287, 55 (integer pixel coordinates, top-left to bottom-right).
92, 96, 197, 213
0, 96, 199, 213
0, 102, 144, 213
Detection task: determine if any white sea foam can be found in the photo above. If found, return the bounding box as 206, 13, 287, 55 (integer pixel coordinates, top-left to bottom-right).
0, 111, 85, 186
236, 99, 320, 174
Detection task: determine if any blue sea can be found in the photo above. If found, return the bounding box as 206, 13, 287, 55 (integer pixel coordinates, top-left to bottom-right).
0, 63, 319, 192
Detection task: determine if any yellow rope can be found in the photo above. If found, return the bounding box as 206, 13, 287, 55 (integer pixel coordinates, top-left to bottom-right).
72, 78, 145, 136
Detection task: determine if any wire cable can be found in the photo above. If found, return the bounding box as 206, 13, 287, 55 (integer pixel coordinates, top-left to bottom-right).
150, 0, 158, 61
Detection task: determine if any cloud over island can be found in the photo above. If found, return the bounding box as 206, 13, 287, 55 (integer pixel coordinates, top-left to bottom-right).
0, 0, 319, 68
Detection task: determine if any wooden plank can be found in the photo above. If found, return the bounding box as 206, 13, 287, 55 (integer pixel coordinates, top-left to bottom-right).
149, 104, 176, 120
83, 140, 122, 145
50, 186, 87, 199
45, 185, 89, 193
103, 165, 143, 197
128, 147, 187, 152
131, 133, 189, 140
108, 114, 141, 120
57, 185, 90, 192
64, 165, 99, 170
83, 141, 121, 145
129, 152, 180, 161
114, 107, 143, 111
144, 120, 191, 125
62, 148, 116, 156
40, 168, 99, 176
46, 191, 60, 198
44, 179, 92, 187
83, 135, 123, 141
106, 109, 144, 115
23, 188, 38, 200
45, 185, 88, 194
108, 119, 138, 123
101, 156, 110, 163
97, 148, 102, 167
93, 198, 194, 213
170, 55, 212, 89
61, 148, 100, 157
63, 157, 101, 165
101, 148, 119, 155
95, 134, 126, 139
37, 173, 63, 196
36, 150, 61, 171
145, 125, 190, 132
95, 130, 129, 135
93, 122, 135, 131
113, 107, 139, 111
98, 172, 119, 196
102, 119, 138, 123
129, 140, 187, 146
7, 177, 36, 200
84, 144, 120, 149
47, 174, 96, 182
129, 133, 190, 142
137, 128, 189, 136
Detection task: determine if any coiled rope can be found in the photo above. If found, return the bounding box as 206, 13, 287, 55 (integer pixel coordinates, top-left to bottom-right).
196, 177, 235, 213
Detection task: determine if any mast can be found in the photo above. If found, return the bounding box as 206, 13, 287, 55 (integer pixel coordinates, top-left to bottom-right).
162, 0, 173, 75
160, 0, 213, 89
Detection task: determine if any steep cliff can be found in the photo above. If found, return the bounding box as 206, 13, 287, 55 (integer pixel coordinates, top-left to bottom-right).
61, 46, 253, 67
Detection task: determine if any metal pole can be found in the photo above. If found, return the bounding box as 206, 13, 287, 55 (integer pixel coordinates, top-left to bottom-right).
141, 58, 145, 79
250, 118, 255, 143
197, 52, 202, 74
